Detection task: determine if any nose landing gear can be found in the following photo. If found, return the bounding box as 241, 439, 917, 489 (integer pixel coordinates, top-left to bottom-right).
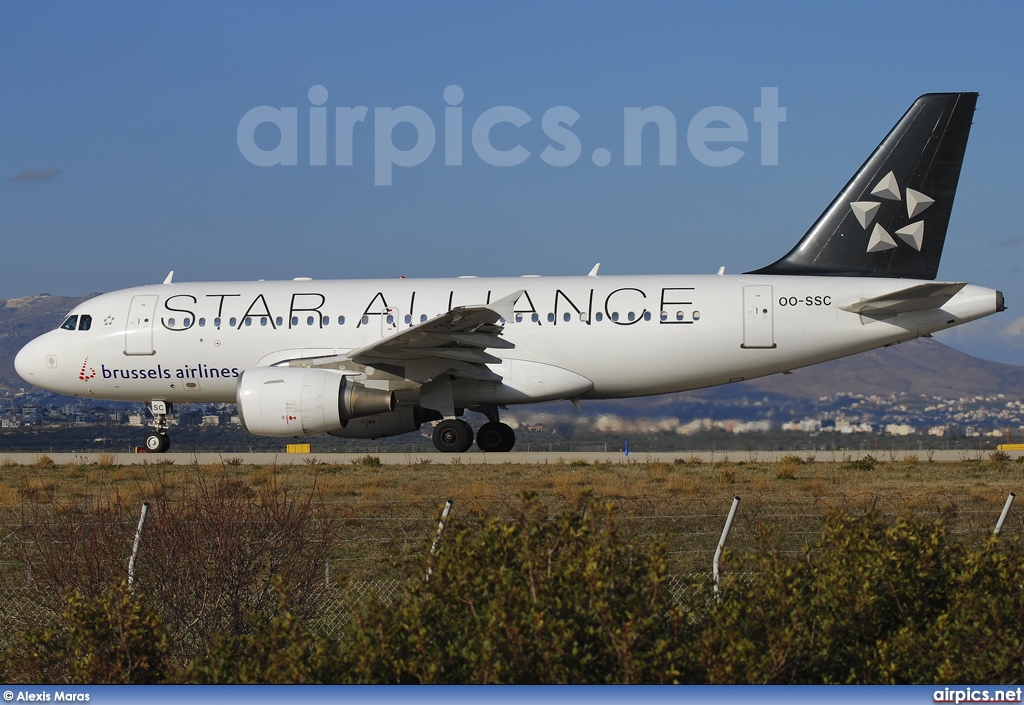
143, 400, 172, 453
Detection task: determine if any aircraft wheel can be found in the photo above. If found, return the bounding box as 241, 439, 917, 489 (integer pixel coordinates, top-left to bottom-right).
477, 421, 515, 452
144, 432, 170, 453
433, 419, 474, 453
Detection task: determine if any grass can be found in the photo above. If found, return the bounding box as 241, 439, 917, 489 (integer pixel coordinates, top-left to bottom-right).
0, 456, 1016, 506
0, 457, 1016, 579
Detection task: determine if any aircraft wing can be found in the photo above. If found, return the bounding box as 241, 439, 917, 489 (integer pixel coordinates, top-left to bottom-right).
288, 290, 523, 383
840, 282, 967, 316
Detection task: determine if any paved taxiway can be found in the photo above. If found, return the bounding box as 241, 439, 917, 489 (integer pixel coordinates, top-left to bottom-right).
0, 450, 1011, 465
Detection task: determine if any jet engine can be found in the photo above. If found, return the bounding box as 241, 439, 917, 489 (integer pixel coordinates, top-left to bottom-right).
236, 367, 394, 436
328, 405, 441, 439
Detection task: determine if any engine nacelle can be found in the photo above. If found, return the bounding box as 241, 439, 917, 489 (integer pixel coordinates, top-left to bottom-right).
236, 367, 394, 436
328, 405, 440, 439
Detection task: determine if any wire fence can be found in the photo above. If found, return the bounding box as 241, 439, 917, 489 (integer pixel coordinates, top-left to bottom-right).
0, 489, 1017, 672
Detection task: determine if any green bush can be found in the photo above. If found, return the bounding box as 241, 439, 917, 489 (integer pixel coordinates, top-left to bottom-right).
5, 580, 169, 684
337, 495, 693, 683
846, 454, 877, 471
182, 579, 344, 683
8, 501, 1024, 684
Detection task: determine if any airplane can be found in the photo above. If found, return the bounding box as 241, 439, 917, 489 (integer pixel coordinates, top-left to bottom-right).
14, 92, 1005, 454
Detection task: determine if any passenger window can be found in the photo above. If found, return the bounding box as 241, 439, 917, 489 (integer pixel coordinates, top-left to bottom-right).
291, 317, 298, 326
515, 313, 523, 323
78, 315, 92, 331
276, 317, 283, 327
404, 315, 411, 324
214, 317, 221, 327
643, 311, 651, 321
260, 317, 268, 326
183, 317, 192, 327
595, 312, 603, 322
547, 313, 554, 323
229, 317, 237, 327
676, 311, 685, 321
199, 318, 206, 327
580, 313, 588, 322
60, 316, 78, 331
627, 312, 635, 322
168, 318, 176, 327
361, 316, 368, 325
531, 313, 539, 323
611, 312, 620, 322
244, 318, 252, 327
420, 314, 427, 323
338, 316, 345, 325
564, 312, 571, 322
307, 316, 315, 326
322, 316, 329, 326
693, 311, 701, 321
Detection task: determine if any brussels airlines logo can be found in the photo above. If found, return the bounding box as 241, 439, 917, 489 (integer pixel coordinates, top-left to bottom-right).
237, 85, 787, 185
849, 170, 934, 254
79, 358, 96, 382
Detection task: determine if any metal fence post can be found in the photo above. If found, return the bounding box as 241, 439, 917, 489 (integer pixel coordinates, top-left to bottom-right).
713, 496, 740, 601
426, 498, 454, 581
127, 501, 150, 595
994, 493, 1016, 535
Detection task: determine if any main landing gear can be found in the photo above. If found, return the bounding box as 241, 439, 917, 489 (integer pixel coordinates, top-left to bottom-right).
143, 401, 172, 453
431, 411, 516, 453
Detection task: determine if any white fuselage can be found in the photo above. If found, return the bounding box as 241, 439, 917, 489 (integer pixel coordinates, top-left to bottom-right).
14, 274, 1002, 407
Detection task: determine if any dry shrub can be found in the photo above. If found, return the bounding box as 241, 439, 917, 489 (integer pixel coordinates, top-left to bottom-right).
800, 477, 827, 495
752, 473, 774, 493
776, 462, 799, 480
648, 462, 670, 481
550, 471, 588, 498
10, 469, 338, 665
96, 452, 117, 468
21, 477, 57, 502
0, 482, 20, 505
716, 466, 736, 486
664, 473, 703, 496
35, 454, 56, 468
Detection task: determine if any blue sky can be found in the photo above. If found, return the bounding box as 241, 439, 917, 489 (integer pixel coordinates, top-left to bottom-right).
2, 1, 1023, 364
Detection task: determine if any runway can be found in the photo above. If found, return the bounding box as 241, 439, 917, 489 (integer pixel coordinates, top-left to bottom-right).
0, 449, 1010, 465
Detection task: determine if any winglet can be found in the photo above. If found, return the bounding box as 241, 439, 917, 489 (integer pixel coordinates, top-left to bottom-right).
487, 290, 525, 321
163, 271, 174, 285
588, 263, 601, 277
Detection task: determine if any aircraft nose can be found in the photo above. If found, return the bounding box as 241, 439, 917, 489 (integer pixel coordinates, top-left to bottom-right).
14, 339, 37, 383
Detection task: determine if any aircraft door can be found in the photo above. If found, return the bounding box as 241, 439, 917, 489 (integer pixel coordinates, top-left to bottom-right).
741, 285, 776, 349
125, 295, 158, 355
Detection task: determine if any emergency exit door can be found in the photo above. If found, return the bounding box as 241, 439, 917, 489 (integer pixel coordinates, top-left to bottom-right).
742, 286, 775, 349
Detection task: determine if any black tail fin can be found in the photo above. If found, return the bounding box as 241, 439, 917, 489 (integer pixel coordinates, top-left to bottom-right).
750, 92, 977, 280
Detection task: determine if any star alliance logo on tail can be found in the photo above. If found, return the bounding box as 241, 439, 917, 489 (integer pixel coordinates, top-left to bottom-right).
848, 170, 934, 253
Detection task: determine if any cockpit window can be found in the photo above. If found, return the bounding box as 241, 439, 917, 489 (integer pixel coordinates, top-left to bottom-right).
60, 315, 78, 331
79, 315, 92, 331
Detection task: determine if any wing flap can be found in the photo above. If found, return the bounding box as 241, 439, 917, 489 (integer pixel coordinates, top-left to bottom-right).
300, 290, 523, 386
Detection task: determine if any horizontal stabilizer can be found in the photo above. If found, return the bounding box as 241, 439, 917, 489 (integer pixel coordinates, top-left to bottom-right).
840, 282, 966, 315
